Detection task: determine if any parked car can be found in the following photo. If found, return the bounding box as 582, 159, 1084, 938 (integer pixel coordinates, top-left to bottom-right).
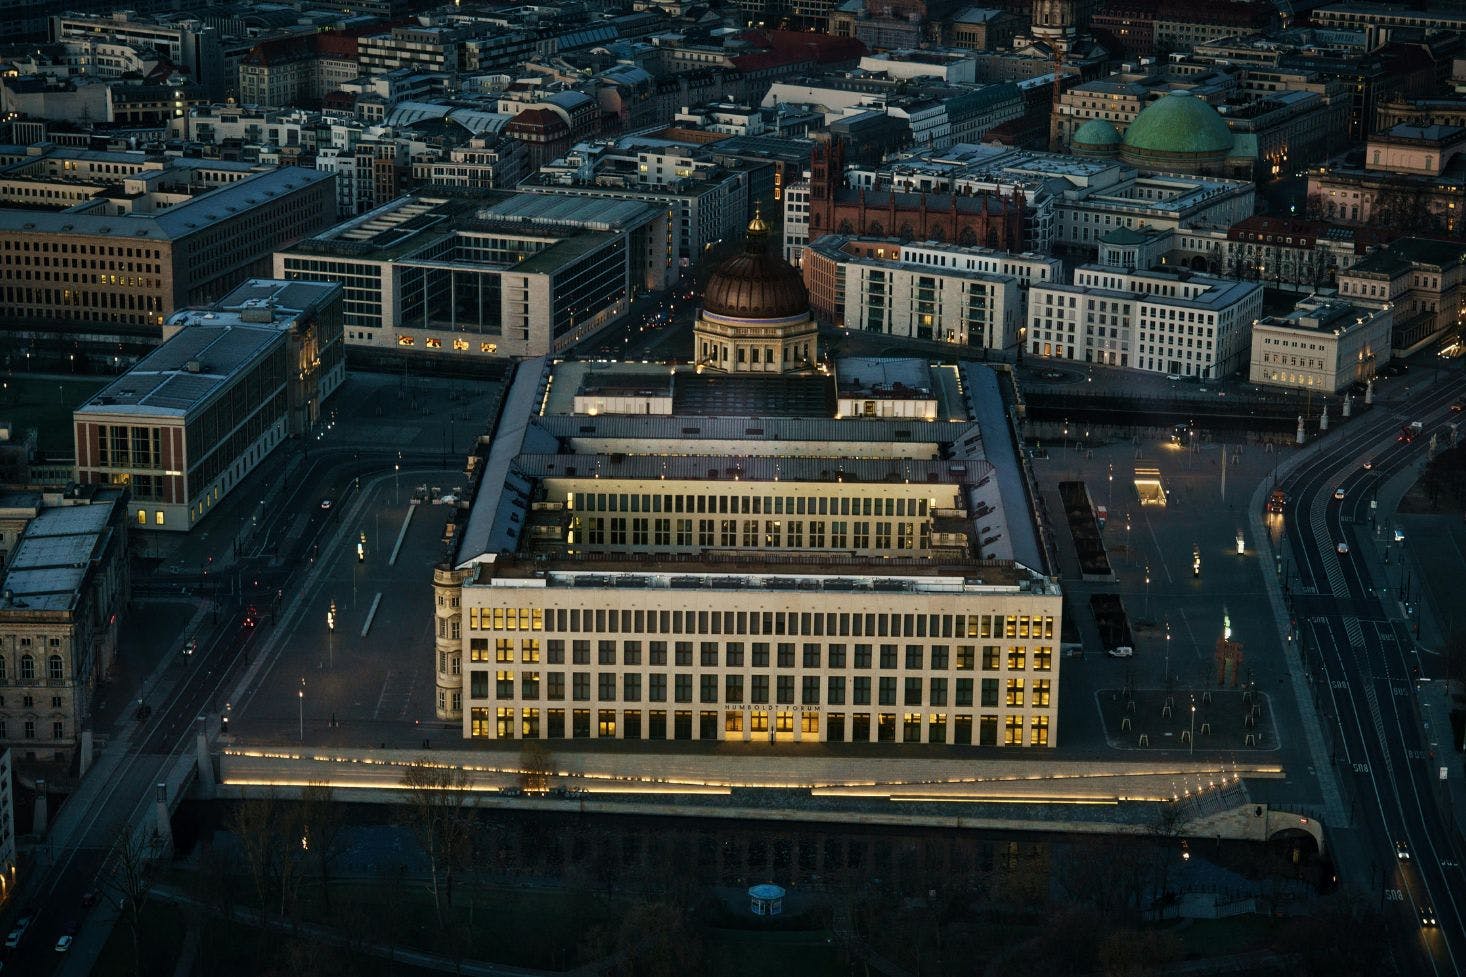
54, 935, 72, 953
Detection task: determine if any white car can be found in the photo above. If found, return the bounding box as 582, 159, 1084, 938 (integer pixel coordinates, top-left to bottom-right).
1106, 645, 1134, 659
319, 498, 333, 510
1333, 487, 1346, 500
1397, 840, 1411, 860
1336, 542, 1349, 555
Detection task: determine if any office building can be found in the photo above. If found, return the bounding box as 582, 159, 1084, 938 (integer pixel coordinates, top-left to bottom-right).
802, 235, 1059, 350
431, 217, 1062, 748
1026, 265, 1263, 376
72, 280, 343, 532
0, 148, 335, 336
276, 193, 675, 360
1249, 297, 1392, 392
0, 490, 128, 762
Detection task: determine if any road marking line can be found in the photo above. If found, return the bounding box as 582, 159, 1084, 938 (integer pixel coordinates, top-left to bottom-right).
389, 505, 415, 566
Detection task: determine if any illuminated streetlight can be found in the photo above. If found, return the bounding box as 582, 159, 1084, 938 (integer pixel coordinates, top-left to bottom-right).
298, 679, 305, 743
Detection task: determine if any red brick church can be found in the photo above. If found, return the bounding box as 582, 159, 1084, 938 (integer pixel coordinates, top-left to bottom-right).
807, 137, 1027, 250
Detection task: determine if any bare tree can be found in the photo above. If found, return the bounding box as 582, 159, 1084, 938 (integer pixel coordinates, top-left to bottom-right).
399, 758, 475, 926
300, 781, 348, 912
518, 740, 555, 795
105, 828, 161, 977
231, 793, 281, 924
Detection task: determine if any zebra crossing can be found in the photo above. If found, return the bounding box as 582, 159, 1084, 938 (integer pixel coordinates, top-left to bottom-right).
1309, 493, 1348, 596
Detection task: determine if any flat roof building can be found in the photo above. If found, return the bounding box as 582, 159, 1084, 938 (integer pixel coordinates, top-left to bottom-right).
73, 280, 343, 532
429, 223, 1062, 750
1027, 265, 1264, 377
433, 355, 1061, 748
0, 147, 336, 338
276, 192, 675, 361
1249, 297, 1392, 392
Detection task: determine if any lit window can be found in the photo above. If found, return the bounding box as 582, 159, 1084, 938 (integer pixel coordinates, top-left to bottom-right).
155, 511, 164, 525
397, 335, 415, 347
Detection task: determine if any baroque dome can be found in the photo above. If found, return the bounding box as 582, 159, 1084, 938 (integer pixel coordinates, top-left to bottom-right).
1121, 90, 1234, 159
703, 213, 810, 321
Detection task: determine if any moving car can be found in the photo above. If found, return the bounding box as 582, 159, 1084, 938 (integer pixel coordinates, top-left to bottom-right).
1106, 645, 1134, 659
1396, 840, 1411, 860
1362, 459, 1374, 471
1451, 402, 1463, 413
55, 935, 72, 953
1333, 487, 1346, 500
319, 498, 333, 510
1336, 542, 1350, 555
1421, 905, 1438, 927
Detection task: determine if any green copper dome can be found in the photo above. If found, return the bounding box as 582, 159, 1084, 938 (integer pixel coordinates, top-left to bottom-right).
1121, 91, 1233, 158
1073, 118, 1122, 147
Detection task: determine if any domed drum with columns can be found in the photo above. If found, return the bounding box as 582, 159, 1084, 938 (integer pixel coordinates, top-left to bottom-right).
695, 212, 818, 374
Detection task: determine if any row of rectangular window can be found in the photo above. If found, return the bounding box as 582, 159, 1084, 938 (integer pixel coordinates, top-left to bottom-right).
581, 516, 926, 550
573, 492, 930, 517
469, 707, 1050, 746
469, 670, 1051, 708
469, 638, 1054, 672
469, 608, 1055, 641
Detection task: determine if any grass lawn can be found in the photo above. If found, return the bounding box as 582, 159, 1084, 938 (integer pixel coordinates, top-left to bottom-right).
297, 879, 628, 970
0, 375, 108, 457
703, 927, 846, 977
1165, 914, 1281, 959
96, 897, 447, 977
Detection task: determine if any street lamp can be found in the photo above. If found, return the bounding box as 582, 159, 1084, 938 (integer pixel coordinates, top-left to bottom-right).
1144, 563, 1151, 620
1189, 699, 1196, 757
298, 680, 305, 743
1165, 617, 1172, 686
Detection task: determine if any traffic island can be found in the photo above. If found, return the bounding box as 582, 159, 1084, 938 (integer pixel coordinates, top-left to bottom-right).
1096, 687, 1277, 752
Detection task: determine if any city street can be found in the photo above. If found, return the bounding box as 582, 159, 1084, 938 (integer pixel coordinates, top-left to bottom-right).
1279, 370, 1466, 975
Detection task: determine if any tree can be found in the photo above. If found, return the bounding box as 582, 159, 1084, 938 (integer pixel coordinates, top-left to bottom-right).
300, 782, 348, 912
231, 793, 279, 923
399, 758, 475, 926
105, 828, 161, 977
518, 740, 555, 795
606, 900, 705, 977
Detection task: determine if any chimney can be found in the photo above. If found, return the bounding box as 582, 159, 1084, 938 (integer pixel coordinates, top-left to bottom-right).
185, 360, 203, 373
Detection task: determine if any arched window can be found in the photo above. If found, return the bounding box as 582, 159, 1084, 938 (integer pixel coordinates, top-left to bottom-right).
20, 654, 34, 680
47, 654, 63, 681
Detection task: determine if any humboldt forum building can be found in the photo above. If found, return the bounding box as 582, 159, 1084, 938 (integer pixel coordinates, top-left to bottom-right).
432, 216, 1064, 748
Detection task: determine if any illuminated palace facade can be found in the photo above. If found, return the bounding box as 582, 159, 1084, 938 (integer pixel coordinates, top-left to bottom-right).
432, 217, 1062, 748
